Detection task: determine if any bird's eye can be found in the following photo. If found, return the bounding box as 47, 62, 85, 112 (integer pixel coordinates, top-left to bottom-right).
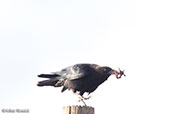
103, 69, 107, 72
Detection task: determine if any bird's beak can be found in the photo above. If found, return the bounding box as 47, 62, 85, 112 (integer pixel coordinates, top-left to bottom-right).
111, 70, 119, 79
111, 69, 126, 79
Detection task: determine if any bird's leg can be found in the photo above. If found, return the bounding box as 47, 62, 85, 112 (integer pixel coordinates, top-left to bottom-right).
78, 95, 87, 106
85, 96, 91, 100
78, 95, 91, 100
84, 94, 91, 100
71, 89, 87, 106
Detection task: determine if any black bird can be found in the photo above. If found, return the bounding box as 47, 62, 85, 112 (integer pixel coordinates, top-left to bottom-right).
37, 63, 125, 105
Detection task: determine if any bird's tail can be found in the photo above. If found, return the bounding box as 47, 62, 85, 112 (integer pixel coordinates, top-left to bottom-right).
38, 74, 60, 78
37, 79, 58, 87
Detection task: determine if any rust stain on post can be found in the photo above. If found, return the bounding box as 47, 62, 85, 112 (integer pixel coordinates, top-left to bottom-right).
63, 105, 94, 114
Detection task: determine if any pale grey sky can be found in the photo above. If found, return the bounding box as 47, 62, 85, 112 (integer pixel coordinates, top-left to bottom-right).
0, 0, 171, 114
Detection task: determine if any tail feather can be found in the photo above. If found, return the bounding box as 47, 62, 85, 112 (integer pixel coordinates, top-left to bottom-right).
38, 74, 60, 78
37, 79, 58, 87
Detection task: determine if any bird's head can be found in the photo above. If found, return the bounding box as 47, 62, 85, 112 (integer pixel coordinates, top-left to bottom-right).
110, 68, 126, 79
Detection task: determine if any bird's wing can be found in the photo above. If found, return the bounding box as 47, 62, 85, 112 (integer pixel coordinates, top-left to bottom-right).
54, 64, 86, 80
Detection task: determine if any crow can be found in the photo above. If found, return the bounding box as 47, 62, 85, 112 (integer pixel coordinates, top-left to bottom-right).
37, 63, 125, 105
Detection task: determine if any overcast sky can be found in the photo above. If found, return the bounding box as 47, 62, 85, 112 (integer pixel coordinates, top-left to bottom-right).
0, 0, 171, 114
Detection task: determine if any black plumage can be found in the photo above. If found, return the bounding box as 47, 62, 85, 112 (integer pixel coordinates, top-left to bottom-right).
37, 63, 125, 104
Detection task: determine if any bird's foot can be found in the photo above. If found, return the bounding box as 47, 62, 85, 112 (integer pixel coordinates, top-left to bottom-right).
84, 96, 91, 100
78, 96, 87, 106
78, 95, 91, 101
78, 95, 91, 106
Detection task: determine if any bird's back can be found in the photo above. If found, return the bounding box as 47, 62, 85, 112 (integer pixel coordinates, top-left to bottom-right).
64, 64, 110, 95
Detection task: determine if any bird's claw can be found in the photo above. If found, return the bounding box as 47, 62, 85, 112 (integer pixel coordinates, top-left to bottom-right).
78, 96, 91, 101
78, 95, 91, 106
84, 96, 91, 100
